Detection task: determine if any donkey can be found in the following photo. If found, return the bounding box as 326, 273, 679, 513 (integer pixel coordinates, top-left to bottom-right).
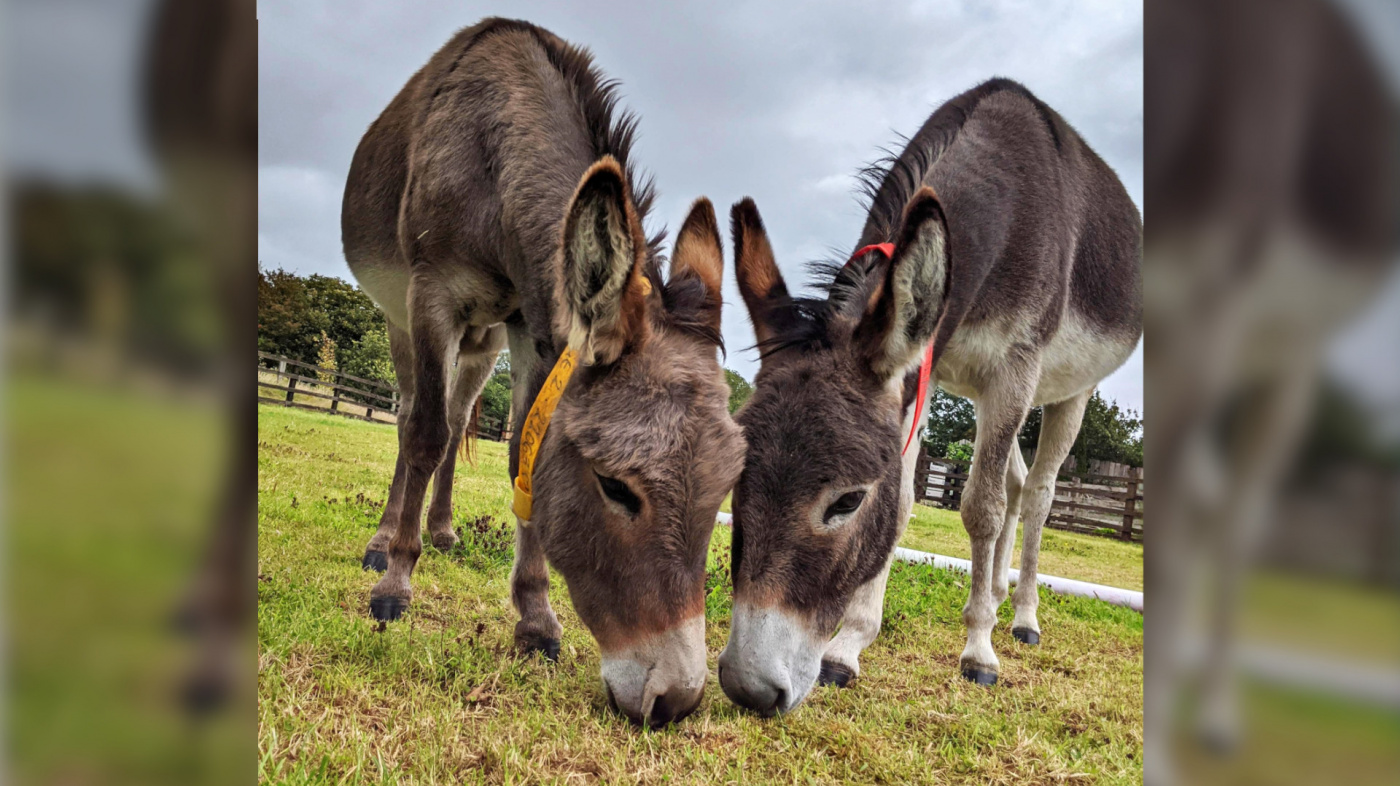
717, 79, 1141, 714
341, 18, 744, 726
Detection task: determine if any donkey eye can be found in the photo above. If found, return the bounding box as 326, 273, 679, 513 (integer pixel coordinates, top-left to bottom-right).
596, 473, 642, 516
824, 490, 867, 521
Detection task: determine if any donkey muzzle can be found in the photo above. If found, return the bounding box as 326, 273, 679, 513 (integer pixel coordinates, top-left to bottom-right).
599, 616, 706, 727
718, 602, 824, 716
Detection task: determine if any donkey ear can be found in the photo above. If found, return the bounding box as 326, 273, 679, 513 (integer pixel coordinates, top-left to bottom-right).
856, 187, 949, 379
669, 197, 725, 336
730, 198, 791, 348
561, 156, 652, 365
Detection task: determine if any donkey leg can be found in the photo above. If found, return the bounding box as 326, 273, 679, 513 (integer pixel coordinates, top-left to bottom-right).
504, 324, 562, 658
992, 446, 1028, 608
1198, 365, 1315, 752
819, 555, 894, 687
959, 371, 1035, 684
424, 327, 505, 552
1013, 389, 1092, 644
363, 321, 416, 572
368, 277, 463, 622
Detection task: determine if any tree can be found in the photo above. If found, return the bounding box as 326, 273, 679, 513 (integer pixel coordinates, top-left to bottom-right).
725, 369, 754, 414
315, 331, 337, 382
257, 267, 328, 363
338, 324, 394, 385
1020, 391, 1143, 470
478, 350, 512, 428
922, 388, 976, 459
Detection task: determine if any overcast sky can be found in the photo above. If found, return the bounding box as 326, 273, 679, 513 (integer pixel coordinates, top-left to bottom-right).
258, 0, 1144, 412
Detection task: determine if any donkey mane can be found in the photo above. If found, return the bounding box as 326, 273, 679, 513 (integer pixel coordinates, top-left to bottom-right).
465, 20, 721, 350
753, 78, 1065, 360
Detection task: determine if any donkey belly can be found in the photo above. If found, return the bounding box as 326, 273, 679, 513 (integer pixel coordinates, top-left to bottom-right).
1032, 314, 1137, 406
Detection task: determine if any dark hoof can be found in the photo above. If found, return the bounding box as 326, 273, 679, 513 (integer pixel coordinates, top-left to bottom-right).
517, 632, 561, 662
1012, 627, 1040, 646
369, 594, 409, 621
961, 666, 998, 686
818, 660, 855, 688
180, 675, 228, 715
361, 550, 388, 572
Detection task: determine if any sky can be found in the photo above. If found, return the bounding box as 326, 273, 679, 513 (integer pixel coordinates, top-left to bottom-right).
256, 0, 1147, 408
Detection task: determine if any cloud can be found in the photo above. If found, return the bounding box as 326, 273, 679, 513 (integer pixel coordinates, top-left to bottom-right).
258, 0, 1144, 409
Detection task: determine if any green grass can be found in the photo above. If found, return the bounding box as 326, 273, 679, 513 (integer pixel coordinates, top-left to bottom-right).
258, 404, 1143, 784
901, 505, 1144, 592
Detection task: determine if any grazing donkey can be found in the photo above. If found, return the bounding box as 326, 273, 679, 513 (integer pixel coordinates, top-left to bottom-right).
342, 19, 744, 726
718, 79, 1141, 714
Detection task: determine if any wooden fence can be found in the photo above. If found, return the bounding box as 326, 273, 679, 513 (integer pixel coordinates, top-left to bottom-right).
256, 352, 508, 440
913, 449, 1144, 542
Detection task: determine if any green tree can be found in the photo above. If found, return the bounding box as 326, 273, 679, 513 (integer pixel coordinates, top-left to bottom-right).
478, 350, 512, 428
257, 267, 328, 363
1019, 391, 1142, 470
922, 388, 976, 458
338, 324, 394, 385
725, 369, 754, 414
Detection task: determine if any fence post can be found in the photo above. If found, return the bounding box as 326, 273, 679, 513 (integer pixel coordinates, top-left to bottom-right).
278, 358, 287, 375
1121, 476, 1139, 541
330, 382, 340, 412
285, 376, 297, 403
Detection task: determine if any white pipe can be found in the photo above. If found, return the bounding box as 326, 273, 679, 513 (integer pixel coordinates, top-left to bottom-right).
715, 512, 1144, 613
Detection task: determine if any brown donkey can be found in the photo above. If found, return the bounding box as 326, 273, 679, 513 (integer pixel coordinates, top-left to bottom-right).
718, 79, 1141, 714
342, 19, 744, 726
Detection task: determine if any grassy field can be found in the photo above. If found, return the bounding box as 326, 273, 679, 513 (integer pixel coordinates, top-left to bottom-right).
902, 505, 1143, 592
258, 404, 1143, 784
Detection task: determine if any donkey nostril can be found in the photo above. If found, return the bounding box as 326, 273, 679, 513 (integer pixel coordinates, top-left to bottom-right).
648, 694, 671, 727
769, 688, 788, 716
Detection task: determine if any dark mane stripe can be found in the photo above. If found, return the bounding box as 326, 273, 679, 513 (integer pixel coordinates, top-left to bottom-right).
757, 78, 1065, 359
858, 77, 1062, 245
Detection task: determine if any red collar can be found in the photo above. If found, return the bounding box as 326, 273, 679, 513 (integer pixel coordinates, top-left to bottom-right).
849, 244, 934, 456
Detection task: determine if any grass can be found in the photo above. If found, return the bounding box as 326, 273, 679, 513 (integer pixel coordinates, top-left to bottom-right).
901, 506, 1144, 592
258, 404, 1143, 784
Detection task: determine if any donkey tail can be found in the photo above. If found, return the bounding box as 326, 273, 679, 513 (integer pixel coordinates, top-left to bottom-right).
459, 398, 481, 465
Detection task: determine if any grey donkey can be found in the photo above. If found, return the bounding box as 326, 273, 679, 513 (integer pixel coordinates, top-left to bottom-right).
717, 79, 1142, 714
341, 18, 744, 726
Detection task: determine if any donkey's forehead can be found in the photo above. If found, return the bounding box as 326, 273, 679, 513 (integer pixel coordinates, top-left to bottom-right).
740, 355, 902, 475
560, 335, 734, 472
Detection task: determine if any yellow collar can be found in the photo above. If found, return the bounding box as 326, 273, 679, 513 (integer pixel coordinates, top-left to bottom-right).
512, 346, 578, 523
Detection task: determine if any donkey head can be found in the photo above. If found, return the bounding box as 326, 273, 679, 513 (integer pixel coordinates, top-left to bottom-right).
717, 191, 948, 715
531, 158, 745, 726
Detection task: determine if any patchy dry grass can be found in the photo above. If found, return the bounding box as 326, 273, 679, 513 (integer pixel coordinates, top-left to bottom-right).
259, 404, 1143, 784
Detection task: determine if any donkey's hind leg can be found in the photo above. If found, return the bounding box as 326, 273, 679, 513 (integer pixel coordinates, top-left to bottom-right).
424, 326, 506, 552
1012, 388, 1092, 644
368, 273, 464, 622
992, 446, 1028, 609
363, 321, 416, 572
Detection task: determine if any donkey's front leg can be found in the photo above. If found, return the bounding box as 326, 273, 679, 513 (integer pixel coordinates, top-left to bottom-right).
819, 556, 894, 686
511, 520, 562, 659
959, 373, 1034, 685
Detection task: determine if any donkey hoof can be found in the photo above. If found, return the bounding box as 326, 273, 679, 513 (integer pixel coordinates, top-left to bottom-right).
1012, 627, 1040, 646
430, 532, 460, 552
961, 666, 998, 686
369, 595, 409, 621
516, 632, 561, 662
818, 660, 855, 688
362, 550, 388, 572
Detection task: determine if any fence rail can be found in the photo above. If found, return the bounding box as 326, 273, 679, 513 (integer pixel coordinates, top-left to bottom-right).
914, 449, 1144, 542
256, 352, 509, 440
